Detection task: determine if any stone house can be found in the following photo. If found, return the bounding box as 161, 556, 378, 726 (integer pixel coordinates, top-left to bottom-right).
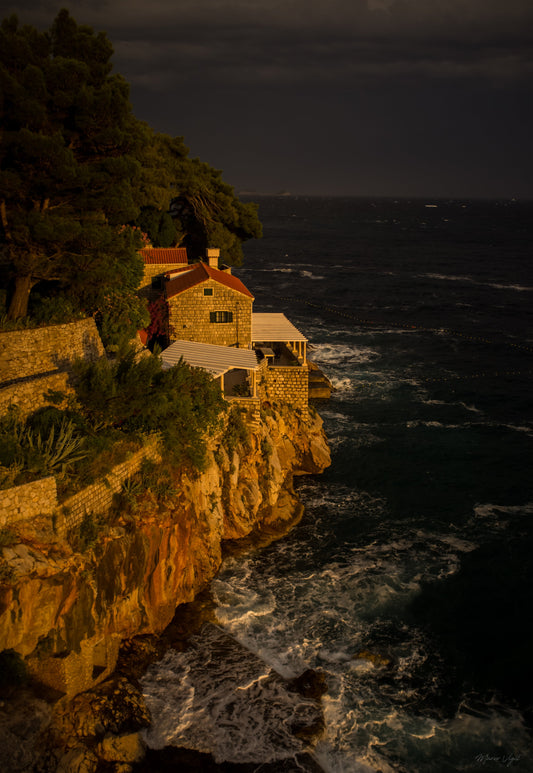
164, 249, 254, 349
138, 246, 188, 299
140, 247, 319, 415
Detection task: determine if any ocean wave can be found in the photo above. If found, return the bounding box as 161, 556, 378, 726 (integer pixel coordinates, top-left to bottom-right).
422, 398, 483, 414
141, 624, 319, 763
329, 376, 354, 394
473, 501, 533, 520
311, 343, 380, 367
420, 272, 533, 292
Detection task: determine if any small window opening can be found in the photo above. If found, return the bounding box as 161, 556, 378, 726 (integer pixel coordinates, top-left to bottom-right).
210, 311, 233, 323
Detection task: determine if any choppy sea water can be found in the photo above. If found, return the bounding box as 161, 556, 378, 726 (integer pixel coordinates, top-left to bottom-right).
141, 198, 533, 772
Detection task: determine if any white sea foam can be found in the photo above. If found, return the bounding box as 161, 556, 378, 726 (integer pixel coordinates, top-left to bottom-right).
329, 376, 355, 394
420, 272, 533, 292
141, 624, 322, 763
474, 501, 533, 519
421, 397, 484, 415
503, 423, 533, 434
301, 269, 326, 280
310, 343, 380, 367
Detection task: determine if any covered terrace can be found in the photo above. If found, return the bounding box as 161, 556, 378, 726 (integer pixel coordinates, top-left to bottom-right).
251, 313, 308, 365
160, 339, 260, 398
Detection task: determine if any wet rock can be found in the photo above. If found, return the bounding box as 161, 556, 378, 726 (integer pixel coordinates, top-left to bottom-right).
287, 668, 328, 700
55, 746, 99, 773
96, 731, 145, 763
352, 649, 391, 668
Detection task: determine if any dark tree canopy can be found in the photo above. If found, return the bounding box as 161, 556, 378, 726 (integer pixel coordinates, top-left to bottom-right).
134, 131, 262, 264
0, 10, 144, 319
0, 10, 262, 321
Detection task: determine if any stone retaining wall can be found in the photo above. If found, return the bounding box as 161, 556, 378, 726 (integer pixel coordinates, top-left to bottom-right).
0, 318, 104, 418
0, 477, 57, 528
0, 318, 104, 384
0, 371, 71, 419
0, 437, 161, 534
58, 437, 162, 534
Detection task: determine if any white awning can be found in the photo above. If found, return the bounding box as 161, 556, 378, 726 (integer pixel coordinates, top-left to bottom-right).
252, 313, 308, 343
161, 339, 259, 378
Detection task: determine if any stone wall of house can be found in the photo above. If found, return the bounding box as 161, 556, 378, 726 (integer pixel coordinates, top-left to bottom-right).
137, 263, 184, 300
168, 281, 252, 348
140, 263, 183, 292
0, 477, 57, 529
260, 365, 309, 417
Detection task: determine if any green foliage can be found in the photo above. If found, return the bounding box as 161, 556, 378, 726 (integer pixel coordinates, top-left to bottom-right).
76, 512, 99, 551
260, 437, 273, 458
0, 408, 88, 482
96, 290, 149, 356
0, 10, 145, 320
139, 459, 178, 501
0, 9, 262, 329
73, 346, 226, 470
134, 130, 262, 265
223, 407, 251, 455
136, 205, 176, 247
28, 292, 86, 325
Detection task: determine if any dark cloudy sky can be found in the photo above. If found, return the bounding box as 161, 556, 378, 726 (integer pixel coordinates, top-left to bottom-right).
6, 0, 533, 198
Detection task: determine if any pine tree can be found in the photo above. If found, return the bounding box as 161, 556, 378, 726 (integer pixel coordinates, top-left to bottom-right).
0, 10, 144, 319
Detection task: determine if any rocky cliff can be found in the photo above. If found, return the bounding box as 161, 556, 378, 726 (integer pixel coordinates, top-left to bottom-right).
0, 404, 330, 768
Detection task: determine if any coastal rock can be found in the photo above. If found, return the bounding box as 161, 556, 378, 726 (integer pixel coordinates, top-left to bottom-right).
0, 406, 330, 701
287, 669, 329, 701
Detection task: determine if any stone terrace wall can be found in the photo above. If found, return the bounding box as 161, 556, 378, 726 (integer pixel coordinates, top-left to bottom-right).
0, 318, 104, 384
58, 436, 162, 535
0, 477, 57, 529
260, 365, 309, 418
0, 318, 104, 418
0, 437, 161, 534
0, 371, 70, 419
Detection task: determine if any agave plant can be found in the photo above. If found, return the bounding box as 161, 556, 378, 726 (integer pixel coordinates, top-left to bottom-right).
19, 418, 88, 476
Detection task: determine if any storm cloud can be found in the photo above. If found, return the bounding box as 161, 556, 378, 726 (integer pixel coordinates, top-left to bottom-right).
4, 0, 533, 196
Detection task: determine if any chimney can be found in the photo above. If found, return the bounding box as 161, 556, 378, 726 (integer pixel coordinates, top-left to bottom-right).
206, 248, 220, 269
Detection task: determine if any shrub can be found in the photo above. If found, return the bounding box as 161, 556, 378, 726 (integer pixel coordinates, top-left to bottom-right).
29, 293, 86, 325
223, 407, 250, 455
73, 346, 226, 470
76, 512, 100, 551
0, 408, 90, 490
95, 291, 150, 356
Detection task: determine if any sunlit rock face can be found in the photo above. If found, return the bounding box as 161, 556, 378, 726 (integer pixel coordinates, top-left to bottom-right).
0, 407, 330, 699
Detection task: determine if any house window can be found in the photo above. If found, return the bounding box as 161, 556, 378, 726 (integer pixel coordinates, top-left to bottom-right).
210, 311, 233, 323
204, 288, 213, 296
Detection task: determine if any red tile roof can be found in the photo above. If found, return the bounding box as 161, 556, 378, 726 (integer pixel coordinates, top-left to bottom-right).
140, 247, 188, 265
165, 262, 254, 300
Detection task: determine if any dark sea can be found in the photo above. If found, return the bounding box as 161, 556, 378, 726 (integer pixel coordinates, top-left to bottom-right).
141, 197, 533, 773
